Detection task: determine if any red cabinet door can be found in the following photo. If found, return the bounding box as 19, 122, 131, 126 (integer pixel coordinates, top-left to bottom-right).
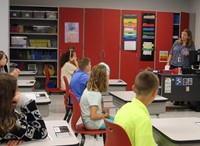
155, 12, 173, 70
59, 8, 84, 59
180, 12, 189, 33
120, 10, 142, 90
59, 8, 84, 86
84, 9, 103, 66
103, 9, 120, 79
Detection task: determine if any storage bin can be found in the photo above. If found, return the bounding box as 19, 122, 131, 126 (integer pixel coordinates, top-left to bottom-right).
49, 26, 57, 33
46, 11, 57, 19
29, 39, 51, 47
10, 25, 24, 33
10, 10, 21, 17
10, 25, 20, 32
33, 11, 45, 18
21, 10, 33, 18
11, 36, 28, 47
33, 25, 50, 33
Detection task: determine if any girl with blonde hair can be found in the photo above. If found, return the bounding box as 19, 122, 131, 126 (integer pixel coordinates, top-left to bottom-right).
80, 64, 114, 130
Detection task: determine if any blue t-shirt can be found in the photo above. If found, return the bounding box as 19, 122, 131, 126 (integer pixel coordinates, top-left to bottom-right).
69, 69, 89, 102
170, 40, 195, 67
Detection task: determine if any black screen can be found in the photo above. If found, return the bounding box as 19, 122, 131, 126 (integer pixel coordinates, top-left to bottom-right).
189, 50, 198, 65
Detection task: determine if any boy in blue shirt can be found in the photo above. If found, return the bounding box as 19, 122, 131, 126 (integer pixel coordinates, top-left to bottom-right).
70, 57, 91, 102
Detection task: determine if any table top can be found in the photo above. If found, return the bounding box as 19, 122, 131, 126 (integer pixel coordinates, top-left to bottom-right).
19, 71, 37, 75
151, 117, 200, 143
22, 92, 51, 104
108, 79, 127, 86
18, 80, 36, 87
110, 91, 168, 102
16, 120, 79, 146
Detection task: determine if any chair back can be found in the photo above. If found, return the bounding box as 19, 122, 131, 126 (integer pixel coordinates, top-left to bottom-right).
63, 76, 71, 107
44, 66, 50, 90
104, 118, 132, 146
69, 90, 81, 131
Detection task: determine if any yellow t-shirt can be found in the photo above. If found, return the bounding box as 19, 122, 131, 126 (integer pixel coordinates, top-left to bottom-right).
114, 98, 156, 146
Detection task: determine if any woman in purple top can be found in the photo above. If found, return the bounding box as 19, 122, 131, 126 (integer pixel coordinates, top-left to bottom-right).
166, 29, 195, 105
166, 29, 195, 69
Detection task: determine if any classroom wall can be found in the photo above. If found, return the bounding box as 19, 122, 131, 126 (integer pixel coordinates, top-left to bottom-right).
10, 0, 198, 48
10, 0, 191, 12
0, 0, 9, 56
10, 0, 195, 89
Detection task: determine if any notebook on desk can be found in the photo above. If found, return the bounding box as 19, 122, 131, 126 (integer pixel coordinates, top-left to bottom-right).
53, 126, 72, 138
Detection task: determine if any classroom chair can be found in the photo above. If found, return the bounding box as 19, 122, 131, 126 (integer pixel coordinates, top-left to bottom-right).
63, 76, 73, 122
103, 118, 132, 146
69, 90, 106, 146
44, 66, 65, 95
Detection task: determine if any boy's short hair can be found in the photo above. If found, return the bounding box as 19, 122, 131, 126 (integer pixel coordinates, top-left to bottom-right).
134, 71, 159, 96
78, 57, 91, 70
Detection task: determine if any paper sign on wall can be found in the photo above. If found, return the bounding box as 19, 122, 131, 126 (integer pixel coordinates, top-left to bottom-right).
124, 41, 137, 50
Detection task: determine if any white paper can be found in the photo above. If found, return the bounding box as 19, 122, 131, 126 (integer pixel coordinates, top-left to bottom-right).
164, 78, 171, 93
124, 41, 136, 51
143, 50, 152, 55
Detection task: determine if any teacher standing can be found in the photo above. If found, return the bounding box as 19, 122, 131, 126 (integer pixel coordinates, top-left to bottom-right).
166, 29, 195, 69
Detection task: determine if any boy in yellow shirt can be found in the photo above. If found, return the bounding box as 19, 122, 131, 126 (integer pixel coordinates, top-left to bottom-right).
114, 71, 158, 146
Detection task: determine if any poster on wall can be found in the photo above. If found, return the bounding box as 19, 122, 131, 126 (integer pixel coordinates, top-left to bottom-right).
65, 22, 79, 43
123, 15, 137, 51
159, 51, 168, 62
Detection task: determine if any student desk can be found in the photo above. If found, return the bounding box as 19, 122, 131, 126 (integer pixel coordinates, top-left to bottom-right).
152, 117, 200, 146
109, 79, 127, 91
18, 71, 37, 80
102, 79, 127, 96
110, 91, 168, 116
18, 80, 36, 91
10, 120, 79, 146
19, 92, 51, 117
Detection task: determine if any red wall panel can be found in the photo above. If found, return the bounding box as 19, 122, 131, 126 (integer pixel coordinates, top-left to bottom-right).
121, 10, 142, 90
180, 12, 189, 33
103, 9, 120, 78
84, 9, 103, 66
59, 8, 84, 86
58, 8, 189, 91
59, 8, 84, 59
155, 12, 173, 70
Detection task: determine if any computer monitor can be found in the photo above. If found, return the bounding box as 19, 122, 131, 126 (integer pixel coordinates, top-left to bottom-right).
189, 49, 200, 69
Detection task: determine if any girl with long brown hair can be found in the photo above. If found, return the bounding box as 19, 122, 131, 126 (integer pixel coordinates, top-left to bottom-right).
0, 73, 48, 145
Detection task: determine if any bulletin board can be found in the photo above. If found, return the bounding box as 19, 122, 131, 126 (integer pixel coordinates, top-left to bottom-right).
122, 14, 138, 51
140, 12, 155, 61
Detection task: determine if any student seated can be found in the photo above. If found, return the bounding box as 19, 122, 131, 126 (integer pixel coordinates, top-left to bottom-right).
80, 64, 114, 130
60, 47, 78, 90
114, 71, 159, 146
70, 57, 91, 103
0, 73, 48, 145
0, 51, 20, 77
